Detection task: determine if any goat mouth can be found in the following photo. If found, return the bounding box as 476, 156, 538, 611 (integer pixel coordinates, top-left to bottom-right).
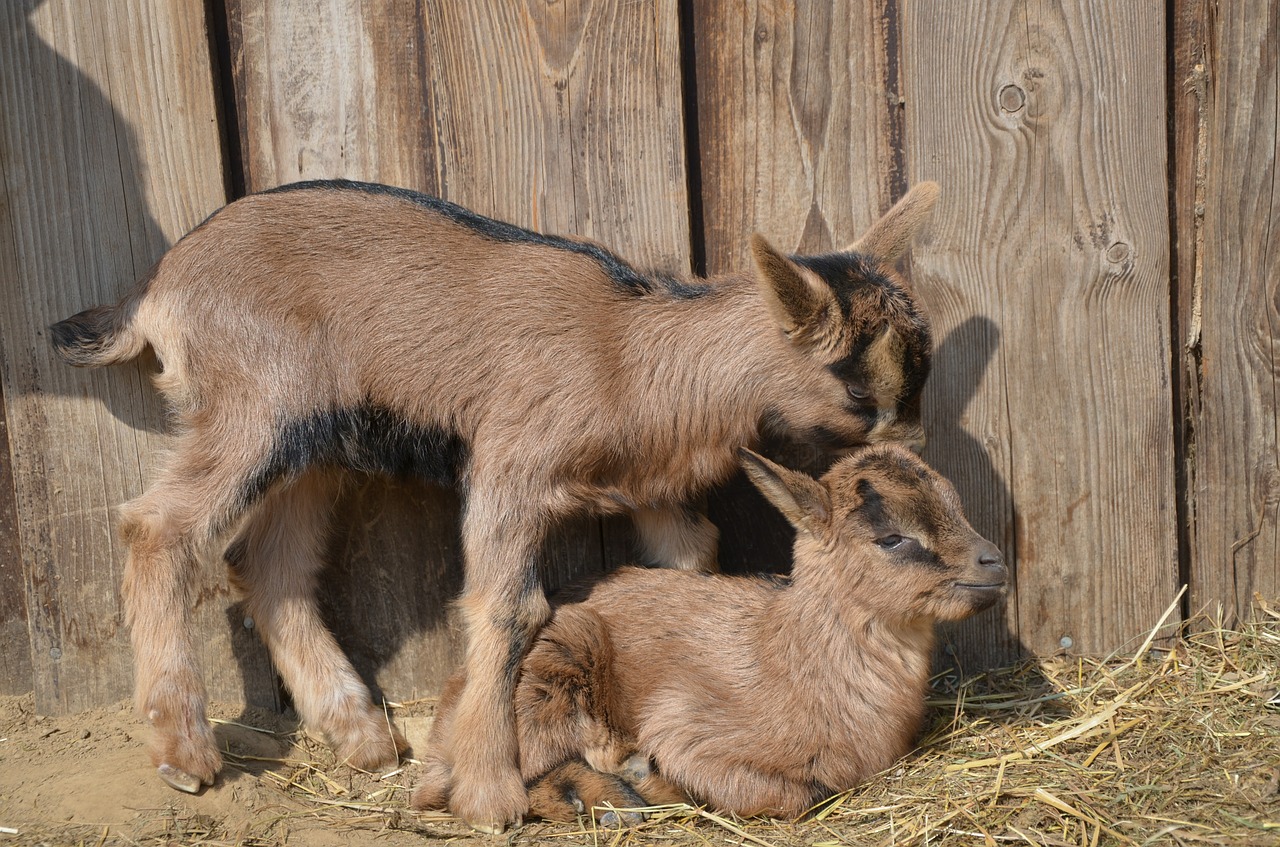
953, 581, 1007, 614
954, 582, 1006, 591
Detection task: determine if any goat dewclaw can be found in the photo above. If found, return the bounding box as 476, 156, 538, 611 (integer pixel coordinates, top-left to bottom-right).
416, 445, 1008, 822
49, 179, 939, 832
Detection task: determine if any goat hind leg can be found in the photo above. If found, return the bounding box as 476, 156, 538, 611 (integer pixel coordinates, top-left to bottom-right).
633, 505, 719, 572
121, 440, 267, 792
409, 671, 467, 810
226, 469, 405, 772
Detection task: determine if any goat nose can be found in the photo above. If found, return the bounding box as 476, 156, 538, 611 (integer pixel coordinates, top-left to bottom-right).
975, 542, 1005, 572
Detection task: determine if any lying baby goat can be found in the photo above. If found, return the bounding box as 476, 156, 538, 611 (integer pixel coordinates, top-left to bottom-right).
50, 180, 938, 831
414, 444, 1007, 821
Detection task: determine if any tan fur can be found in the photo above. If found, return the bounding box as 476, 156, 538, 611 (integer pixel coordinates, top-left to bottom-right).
416, 445, 1006, 820
848, 181, 942, 261
50, 181, 939, 829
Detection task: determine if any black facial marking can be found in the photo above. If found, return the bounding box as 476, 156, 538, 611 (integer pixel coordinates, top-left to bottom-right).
791, 251, 932, 408
264, 180, 706, 299
855, 478, 888, 529
854, 458, 952, 570
906, 546, 947, 570
238, 402, 468, 510
811, 422, 873, 451
792, 252, 896, 317
826, 354, 869, 387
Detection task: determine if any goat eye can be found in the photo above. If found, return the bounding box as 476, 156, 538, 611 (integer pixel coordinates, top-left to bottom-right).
847, 383, 871, 401
876, 534, 906, 549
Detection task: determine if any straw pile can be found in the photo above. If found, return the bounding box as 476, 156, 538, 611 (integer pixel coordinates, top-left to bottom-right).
6, 597, 1276, 846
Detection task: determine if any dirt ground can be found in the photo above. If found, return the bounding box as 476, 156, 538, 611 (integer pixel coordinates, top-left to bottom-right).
0, 694, 511, 846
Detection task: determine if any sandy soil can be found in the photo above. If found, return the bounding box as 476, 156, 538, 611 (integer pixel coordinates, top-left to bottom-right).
0, 693, 566, 846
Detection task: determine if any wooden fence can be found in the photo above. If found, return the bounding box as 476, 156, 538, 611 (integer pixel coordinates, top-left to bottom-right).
1, 0, 1275, 715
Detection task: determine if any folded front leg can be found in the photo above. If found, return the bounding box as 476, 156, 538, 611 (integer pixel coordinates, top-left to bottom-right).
528, 760, 648, 826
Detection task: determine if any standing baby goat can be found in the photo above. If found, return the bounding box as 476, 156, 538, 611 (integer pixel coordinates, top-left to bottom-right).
414, 444, 1007, 821
50, 179, 938, 831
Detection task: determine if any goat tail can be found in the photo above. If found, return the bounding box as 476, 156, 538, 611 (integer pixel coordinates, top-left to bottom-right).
49, 300, 148, 367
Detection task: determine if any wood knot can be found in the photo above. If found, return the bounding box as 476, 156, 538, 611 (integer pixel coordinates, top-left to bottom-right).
1106, 242, 1131, 264
998, 83, 1026, 113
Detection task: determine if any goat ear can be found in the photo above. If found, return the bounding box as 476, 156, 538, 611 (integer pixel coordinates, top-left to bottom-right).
863, 321, 905, 395
845, 181, 940, 261
750, 234, 838, 347
739, 448, 831, 534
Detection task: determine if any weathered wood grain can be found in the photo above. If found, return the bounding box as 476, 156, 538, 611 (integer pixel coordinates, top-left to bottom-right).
0, 1, 275, 712
0, 381, 33, 695
903, 0, 1179, 657
693, 0, 904, 264
4, 0, 1273, 720
1182, 1, 1280, 623
225, 0, 687, 701
692, 0, 905, 572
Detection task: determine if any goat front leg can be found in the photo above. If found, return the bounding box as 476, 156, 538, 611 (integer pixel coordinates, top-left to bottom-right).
527, 760, 648, 826
633, 505, 719, 572
436, 491, 551, 832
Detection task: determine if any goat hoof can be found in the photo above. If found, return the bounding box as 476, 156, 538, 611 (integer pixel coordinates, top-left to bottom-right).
598, 808, 644, 828
470, 817, 519, 835
618, 752, 651, 783
157, 763, 203, 794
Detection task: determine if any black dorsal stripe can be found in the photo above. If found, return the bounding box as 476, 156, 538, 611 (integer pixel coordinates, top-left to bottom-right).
264, 179, 709, 298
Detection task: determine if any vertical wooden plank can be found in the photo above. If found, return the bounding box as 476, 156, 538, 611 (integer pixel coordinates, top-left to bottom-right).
0, 1, 274, 711
695, 1, 902, 268
418, 0, 686, 617
0, 381, 34, 695
693, 1, 906, 571
418, 0, 689, 266
1184, 2, 1280, 623
904, 1, 1179, 657
225, 0, 688, 700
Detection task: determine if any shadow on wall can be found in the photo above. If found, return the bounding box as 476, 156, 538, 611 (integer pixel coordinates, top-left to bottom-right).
2, 0, 271, 712
4, 0, 167, 437
924, 315, 1025, 672
0, 0, 177, 704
